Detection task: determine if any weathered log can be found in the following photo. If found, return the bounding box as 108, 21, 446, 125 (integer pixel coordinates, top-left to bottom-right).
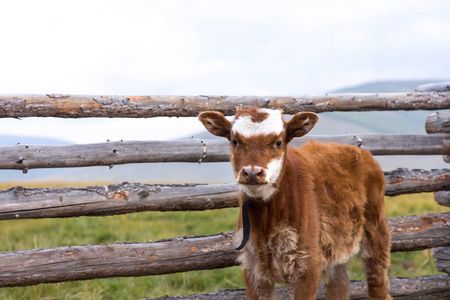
0, 232, 237, 288
435, 191, 450, 207
150, 275, 450, 300
0, 140, 209, 170
433, 247, 450, 274
0, 183, 239, 220
0, 134, 449, 171
415, 82, 450, 92
426, 111, 450, 134
384, 168, 450, 197
0, 213, 448, 288
0, 92, 449, 118
388, 213, 450, 252
0, 169, 448, 220
347, 133, 449, 155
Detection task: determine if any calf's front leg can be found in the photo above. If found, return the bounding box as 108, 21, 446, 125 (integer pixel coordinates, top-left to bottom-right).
291, 258, 321, 300
243, 268, 276, 300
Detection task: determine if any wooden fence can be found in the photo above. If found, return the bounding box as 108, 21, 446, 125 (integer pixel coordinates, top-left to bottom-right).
0, 84, 449, 299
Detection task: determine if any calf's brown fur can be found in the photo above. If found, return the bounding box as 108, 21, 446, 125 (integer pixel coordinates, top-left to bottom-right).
199, 108, 391, 299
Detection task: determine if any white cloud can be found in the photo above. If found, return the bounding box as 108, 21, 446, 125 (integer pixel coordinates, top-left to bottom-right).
2, 0, 449, 95
0, 116, 206, 144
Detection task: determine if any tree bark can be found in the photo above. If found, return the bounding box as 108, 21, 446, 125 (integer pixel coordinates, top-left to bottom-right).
384, 168, 450, 197
388, 213, 450, 252
0, 183, 239, 220
1, 92, 449, 118
433, 247, 450, 274
0, 134, 449, 170
0, 213, 448, 288
0, 169, 448, 220
150, 276, 450, 300
0, 232, 238, 288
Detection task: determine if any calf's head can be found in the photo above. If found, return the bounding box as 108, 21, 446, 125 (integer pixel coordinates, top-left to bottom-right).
199, 108, 318, 201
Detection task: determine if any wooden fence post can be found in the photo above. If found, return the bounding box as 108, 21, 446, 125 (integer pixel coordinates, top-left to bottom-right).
425, 111, 450, 164
419, 83, 450, 279
433, 247, 450, 275
434, 191, 450, 207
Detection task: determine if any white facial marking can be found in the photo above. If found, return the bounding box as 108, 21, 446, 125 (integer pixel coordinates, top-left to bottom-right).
232, 109, 284, 138
238, 154, 284, 201
265, 154, 284, 184
238, 184, 278, 201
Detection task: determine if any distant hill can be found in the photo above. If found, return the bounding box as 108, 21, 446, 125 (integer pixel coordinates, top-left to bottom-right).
0, 136, 73, 182
318, 80, 448, 171
1, 80, 447, 185
331, 80, 444, 93
0, 135, 71, 147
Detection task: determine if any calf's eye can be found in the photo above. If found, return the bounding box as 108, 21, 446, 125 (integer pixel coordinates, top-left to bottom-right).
276, 140, 282, 147
232, 139, 238, 147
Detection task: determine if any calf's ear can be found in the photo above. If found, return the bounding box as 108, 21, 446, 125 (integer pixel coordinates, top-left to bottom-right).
198, 111, 231, 139
286, 112, 319, 143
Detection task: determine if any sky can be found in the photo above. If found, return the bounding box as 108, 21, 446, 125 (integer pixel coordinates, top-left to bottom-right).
1, 0, 450, 143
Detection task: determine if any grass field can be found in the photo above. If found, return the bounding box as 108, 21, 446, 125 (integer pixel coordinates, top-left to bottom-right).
0, 182, 448, 300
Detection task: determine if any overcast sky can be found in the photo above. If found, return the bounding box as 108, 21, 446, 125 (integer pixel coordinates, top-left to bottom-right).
1, 0, 449, 143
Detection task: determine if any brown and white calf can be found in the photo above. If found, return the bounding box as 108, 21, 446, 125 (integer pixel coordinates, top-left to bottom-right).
199, 108, 391, 300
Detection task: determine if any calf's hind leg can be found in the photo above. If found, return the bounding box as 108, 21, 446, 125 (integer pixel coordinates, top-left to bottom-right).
361, 187, 392, 299
324, 263, 349, 300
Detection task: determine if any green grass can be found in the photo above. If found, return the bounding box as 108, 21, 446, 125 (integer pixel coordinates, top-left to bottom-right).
0, 183, 448, 299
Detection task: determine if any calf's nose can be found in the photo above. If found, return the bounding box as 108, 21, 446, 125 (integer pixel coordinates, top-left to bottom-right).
241, 166, 266, 184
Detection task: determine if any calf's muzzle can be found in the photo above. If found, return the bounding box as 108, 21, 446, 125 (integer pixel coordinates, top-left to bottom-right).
239, 166, 266, 184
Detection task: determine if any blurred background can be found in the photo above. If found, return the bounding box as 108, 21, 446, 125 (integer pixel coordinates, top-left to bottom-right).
1, 0, 449, 184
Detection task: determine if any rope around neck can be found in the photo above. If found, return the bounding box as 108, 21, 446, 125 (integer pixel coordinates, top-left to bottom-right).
235, 200, 251, 250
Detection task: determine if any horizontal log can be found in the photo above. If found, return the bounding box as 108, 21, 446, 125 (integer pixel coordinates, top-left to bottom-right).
388, 212, 450, 252
0, 183, 239, 220
0, 139, 208, 170
384, 168, 450, 197
0, 213, 448, 288
435, 191, 450, 207
0, 169, 448, 220
0, 232, 237, 288
426, 111, 450, 134
0, 92, 449, 118
415, 81, 450, 92
0, 134, 449, 171
150, 275, 450, 300
347, 133, 450, 155
433, 247, 450, 274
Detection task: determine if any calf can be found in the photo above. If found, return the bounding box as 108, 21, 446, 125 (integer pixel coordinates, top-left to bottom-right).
199, 108, 391, 300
